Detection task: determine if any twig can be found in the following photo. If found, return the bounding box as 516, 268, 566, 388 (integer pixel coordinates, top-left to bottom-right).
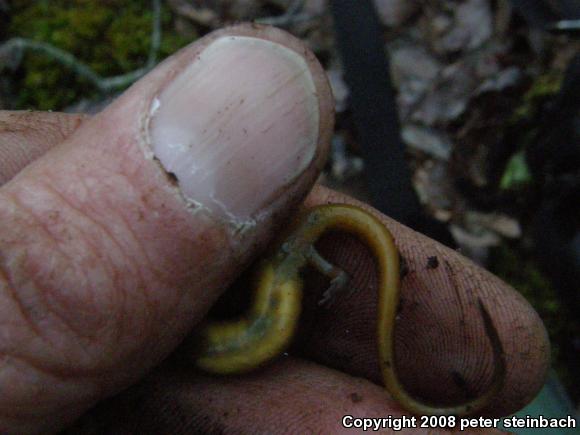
256, 0, 314, 27
547, 19, 580, 32
0, 38, 105, 87
147, 0, 162, 68
0, 0, 162, 93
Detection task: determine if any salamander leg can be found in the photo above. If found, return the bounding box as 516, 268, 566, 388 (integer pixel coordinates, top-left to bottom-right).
304, 246, 352, 307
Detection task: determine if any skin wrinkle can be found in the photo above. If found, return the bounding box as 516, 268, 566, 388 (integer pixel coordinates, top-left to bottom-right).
2, 350, 92, 390
431, 268, 483, 381
441, 260, 490, 397
0, 352, 102, 432
474, 301, 496, 393
18, 180, 124, 347
0, 113, 87, 185
442, 260, 467, 326
0, 116, 59, 135
8, 267, 106, 377
114, 360, 499, 434
2, 176, 160, 377
88, 178, 157, 329
0, 401, 53, 432
37, 156, 183, 355
0, 249, 46, 344
303, 185, 548, 416
401, 256, 492, 403
2, 111, 85, 132
0, 191, 81, 348
480, 282, 537, 410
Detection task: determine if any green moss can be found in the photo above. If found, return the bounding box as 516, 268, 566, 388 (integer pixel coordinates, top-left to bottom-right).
500, 72, 564, 190
500, 150, 532, 190
490, 244, 579, 394
512, 72, 563, 123
7, 0, 192, 110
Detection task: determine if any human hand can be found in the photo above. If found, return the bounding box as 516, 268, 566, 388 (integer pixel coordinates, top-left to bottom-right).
0, 25, 548, 434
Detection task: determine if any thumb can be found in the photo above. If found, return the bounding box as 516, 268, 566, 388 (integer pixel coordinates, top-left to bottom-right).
0, 24, 333, 434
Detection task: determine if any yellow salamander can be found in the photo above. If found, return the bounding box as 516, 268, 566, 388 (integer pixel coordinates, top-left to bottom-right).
194, 204, 505, 416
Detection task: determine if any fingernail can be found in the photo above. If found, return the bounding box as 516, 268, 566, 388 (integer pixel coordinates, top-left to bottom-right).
148, 35, 320, 222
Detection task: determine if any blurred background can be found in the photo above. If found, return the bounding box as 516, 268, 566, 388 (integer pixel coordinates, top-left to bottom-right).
1, 0, 578, 430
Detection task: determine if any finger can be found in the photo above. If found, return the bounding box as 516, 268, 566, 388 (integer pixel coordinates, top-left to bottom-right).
64, 359, 505, 434
292, 185, 549, 416
0, 24, 333, 434
0, 111, 87, 185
